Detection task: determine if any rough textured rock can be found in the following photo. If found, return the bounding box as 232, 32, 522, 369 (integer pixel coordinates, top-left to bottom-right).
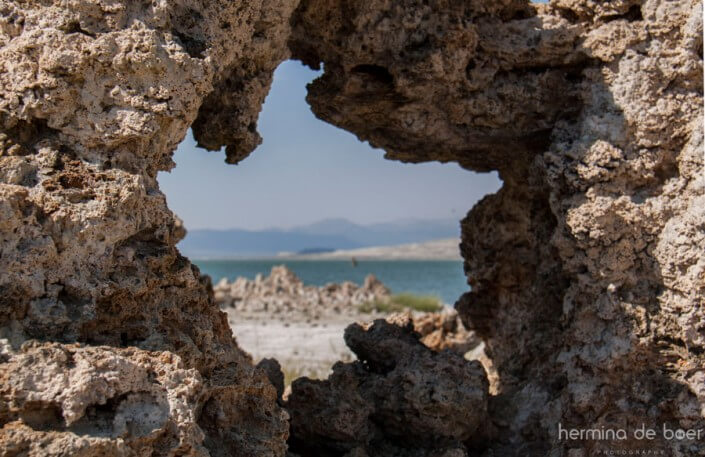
1, 342, 207, 456
213, 265, 390, 319
191, 0, 297, 163
0, 0, 295, 455
288, 0, 586, 172
286, 318, 489, 457
409, 309, 478, 355
463, 1, 704, 454
257, 357, 286, 404
1, 0, 702, 456
283, 0, 704, 455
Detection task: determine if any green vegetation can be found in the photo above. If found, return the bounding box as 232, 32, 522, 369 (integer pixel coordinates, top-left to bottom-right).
358, 293, 442, 314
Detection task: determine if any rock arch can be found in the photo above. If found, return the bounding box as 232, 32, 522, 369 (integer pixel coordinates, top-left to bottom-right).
0, 0, 702, 456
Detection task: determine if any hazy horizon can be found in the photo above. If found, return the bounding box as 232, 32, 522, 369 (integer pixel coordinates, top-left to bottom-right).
184, 215, 460, 232
158, 60, 502, 231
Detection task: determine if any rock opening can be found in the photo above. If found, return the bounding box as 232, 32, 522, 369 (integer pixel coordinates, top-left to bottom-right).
0, 0, 702, 456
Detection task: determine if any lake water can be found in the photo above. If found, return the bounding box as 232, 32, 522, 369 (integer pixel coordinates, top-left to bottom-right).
193, 259, 468, 305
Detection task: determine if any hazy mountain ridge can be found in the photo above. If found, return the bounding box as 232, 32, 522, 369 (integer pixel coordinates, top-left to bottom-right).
179, 217, 460, 258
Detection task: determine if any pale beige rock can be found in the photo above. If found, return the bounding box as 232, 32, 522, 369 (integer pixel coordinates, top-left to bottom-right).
1, 342, 208, 456
407, 309, 479, 355
0, 0, 295, 455
214, 265, 391, 319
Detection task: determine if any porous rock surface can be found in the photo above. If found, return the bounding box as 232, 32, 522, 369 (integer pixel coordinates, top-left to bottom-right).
285, 317, 489, 457
0, 0, 296, 455
1, 342, 205, 455
410, 309, 479, 355
0, 0, 702, 456
284, 0, 704, 455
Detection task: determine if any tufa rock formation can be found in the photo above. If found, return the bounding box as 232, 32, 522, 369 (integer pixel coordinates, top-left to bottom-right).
1, 342, 206, 455
285, 0, 704, 455
0, 0, 702, 456
0, 0, 296, 455
409, 309, 479, 355
286, 318, 489, 457
213, 265, 391, 319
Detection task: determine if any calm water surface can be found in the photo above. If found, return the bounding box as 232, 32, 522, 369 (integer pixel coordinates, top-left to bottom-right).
193, 259, 468, 305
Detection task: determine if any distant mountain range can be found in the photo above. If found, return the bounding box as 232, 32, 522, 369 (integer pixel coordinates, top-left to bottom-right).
178, 217, 460, 258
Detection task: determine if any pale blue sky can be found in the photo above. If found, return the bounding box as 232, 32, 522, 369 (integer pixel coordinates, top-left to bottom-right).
158, 60, 502, 230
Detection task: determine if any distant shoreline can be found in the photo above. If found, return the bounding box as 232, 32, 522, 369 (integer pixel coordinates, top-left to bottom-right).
280, 238, 461, 260
187, 238, 462, 261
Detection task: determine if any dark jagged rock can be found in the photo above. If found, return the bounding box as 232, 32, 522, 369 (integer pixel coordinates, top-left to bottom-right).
287, 319, 489, 457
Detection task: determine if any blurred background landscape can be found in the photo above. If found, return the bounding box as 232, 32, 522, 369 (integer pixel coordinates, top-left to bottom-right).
159, 60, 501, 304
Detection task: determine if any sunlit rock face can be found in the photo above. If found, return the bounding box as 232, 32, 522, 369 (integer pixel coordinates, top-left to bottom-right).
0, 1, 295, 455
0, 0, 702, 456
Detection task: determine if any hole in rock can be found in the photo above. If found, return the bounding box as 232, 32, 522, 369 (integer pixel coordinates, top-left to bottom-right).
19, 402, 65, 431
173, 30, 206, 58
66, 396, 122, 437
604, 4, 643, 22
158, 60, 501, 384
350, 64, 394, 85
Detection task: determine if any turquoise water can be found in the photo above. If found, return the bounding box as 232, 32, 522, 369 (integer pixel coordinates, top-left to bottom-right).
193, 259, 468, 305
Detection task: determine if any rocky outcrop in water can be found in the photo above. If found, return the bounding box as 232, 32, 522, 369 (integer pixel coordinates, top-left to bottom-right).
0, 0, 702, 455
214, 265, 390, 319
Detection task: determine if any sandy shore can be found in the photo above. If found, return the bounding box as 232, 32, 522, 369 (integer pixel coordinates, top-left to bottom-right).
227, 311, 372, 378
225, 307, 493, 388
219, 265, 480, 382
